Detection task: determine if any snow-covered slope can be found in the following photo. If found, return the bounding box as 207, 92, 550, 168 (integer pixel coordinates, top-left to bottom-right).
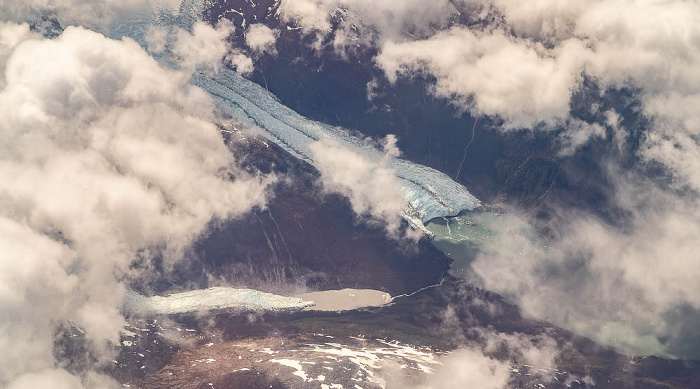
124, 287, 315, 315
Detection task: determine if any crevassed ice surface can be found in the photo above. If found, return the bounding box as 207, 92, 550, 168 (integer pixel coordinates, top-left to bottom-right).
124, 287, 315, 315
109, 0, 481, 224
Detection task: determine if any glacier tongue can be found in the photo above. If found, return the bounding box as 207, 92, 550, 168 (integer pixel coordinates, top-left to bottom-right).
109, 0, 480, 225
124, 287, 315, 315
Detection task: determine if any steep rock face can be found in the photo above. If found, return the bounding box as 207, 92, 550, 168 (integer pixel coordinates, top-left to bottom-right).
148, 137, 451, 296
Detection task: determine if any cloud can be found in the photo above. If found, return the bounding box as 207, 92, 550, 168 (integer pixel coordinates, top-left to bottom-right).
276, 0, 700, 359
309, 135, 418, 240
6, 369, 85, 389
376, 28, 587, 129
145, 25, 168, 53
0, 22, 271, 387
476, 0, 700, 139
382, 346, 511, 389
144, 17, 255, 76
173, 19, 254, 75
280, 0, 587, 129
225, 51, 254, 75
385, 328, 563, 389
173, 19, 235, 72
464, 0, 588, 41
6, 368, 121, 389
0, 22, 37, 86
245, 24, 278, 55
469, 178, 700, 358
481, 331, 559, 377
557, 119, 605, 156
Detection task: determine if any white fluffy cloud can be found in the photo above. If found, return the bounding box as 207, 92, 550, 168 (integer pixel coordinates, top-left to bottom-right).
377, 28, 587, 129
281, 0, 584, 128
0, 22, 37, 85
145, 25, 168, 53
145, 18, 254, 76
173, 20, 234, 72
309, 136, 417, 239
226, 51, 254, 75
0, 22, 270, 387
466, 0, 589, 40
279, 0, 457, 39
466, 0, 700, 135
385, 329, 564, 389
6, 369, 84, 389
245, 24, 278, 55
557, 119, 605, 155
420, 1, 700, 359
481, 331, 559, 378
382, 347, 510, 389
469, 184, 700, 358
278, 2, 700, 359
280, 0, 700, 146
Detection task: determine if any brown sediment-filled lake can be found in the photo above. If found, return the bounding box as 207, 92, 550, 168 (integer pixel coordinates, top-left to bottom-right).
296, 289, 392, 311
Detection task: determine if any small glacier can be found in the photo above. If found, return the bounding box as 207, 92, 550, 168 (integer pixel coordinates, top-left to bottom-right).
124, 287, 315, 315
108, 0, 481, 226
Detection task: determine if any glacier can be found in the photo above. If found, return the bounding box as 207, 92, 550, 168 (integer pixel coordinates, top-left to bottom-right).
124, 287, 315, 315
193, 68, 481, 224
107, 0, 481, 226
